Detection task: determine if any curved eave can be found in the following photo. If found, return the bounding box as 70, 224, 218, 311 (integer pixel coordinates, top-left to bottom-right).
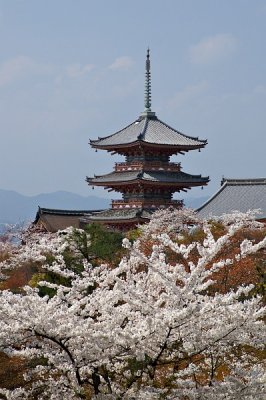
87, 177, 209, 187
89, 119, 140, 147
89, 114, 208, 151
90, 139, 207, 152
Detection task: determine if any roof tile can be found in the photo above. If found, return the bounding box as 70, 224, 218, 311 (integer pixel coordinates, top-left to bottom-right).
198, 179, 266, 219
90, 116, 206, 149
88, 170, 209, 185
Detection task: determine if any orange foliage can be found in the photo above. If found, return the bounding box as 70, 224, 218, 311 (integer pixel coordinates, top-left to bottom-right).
0, 264, 37, 291
208, 228, 266, 296
0, 352, 28, 390
133, 225, 266, 296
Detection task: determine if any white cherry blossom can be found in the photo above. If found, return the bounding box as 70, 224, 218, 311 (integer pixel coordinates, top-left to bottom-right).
0, 210, 265, 399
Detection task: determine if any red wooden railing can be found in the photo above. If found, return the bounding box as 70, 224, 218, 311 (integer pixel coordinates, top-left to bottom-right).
115, 161, 181, 172
111, 199, 183, 209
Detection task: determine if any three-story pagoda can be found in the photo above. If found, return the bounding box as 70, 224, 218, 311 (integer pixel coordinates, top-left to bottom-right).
86, 50, 209, 230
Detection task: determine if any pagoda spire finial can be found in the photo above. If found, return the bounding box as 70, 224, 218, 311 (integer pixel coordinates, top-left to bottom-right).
144, 48, 151, 111
141, 48, 156, 117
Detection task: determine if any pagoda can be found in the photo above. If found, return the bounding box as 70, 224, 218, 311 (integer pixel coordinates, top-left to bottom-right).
85, 50, 209, 230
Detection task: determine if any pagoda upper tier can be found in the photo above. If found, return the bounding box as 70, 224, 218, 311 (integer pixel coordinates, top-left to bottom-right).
90, 115, 207, 156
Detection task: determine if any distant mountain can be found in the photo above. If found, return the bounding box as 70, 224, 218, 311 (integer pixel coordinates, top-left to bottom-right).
0, 189, 109, 224
0, 189, 210, 225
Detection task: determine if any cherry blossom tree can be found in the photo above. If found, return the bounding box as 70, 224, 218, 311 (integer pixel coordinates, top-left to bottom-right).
0, 210, 265, 399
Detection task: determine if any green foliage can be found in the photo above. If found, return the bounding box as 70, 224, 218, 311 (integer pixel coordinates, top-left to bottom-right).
28, 273, 47, 288
28, 356, 48, 368
27, 225, 125, 297
84, 223, 125, 265
127, 355, 150, 375
61, 249, 85, 275
126, 227, 142, 242
66, 229, 91, 263
43, 233, 88, 275
29, 271, 71, 298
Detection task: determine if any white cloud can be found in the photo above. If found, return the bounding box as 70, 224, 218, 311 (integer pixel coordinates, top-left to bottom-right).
0, 57, 95, 87
65, 63, 95, 78
254, 84, 266, 94
189, 34, 237, 65
109, 56, 133, 70
0, 56, 33, 87
0, 56, 53, 87
167, 81, 209, 109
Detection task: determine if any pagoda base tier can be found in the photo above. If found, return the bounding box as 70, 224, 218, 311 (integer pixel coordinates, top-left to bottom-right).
80, 208, 153, 231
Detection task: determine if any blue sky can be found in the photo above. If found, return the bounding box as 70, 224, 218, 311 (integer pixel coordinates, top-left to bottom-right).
0, 0, 265, 201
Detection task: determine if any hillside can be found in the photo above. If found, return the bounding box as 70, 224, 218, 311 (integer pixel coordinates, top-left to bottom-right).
0, 189, 109, 225
0, 189, 208, 225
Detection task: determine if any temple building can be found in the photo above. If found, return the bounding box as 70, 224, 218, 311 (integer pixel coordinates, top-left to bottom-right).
198, 178, 266, 223
33, 52, 266, 233
84, 50, 209, 230
34, 207, 99, 233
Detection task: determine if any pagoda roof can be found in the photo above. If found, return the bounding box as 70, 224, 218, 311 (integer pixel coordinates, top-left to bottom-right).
90, 116, 207, 151
197, 178, 266, 220
81, 208, 152, 222
88, 170, 209, 186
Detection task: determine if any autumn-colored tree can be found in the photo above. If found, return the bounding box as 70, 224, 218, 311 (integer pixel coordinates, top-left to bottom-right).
133, 209, 266, 297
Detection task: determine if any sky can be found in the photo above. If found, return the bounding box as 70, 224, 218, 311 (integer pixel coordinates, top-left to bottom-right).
0, 0, 265, 201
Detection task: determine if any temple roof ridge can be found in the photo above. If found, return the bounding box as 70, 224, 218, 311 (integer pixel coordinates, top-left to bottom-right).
221, 177, 266, 186
90, 118, 140, 144
137, 116, 149, 140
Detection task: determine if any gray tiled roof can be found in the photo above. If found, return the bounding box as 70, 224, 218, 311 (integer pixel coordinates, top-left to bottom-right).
197, 178, 266, 220
34, 207, 104, 232
36, 207, 97, 217
90, 116, 206, 149
82, 208, 152, 221
88, 170, 209, 185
